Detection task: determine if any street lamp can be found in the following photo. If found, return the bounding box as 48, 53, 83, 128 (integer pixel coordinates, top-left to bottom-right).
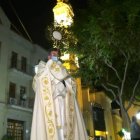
53, 0, 74, 28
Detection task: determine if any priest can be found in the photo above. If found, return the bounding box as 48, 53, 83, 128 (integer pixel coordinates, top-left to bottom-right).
30, 48, 88, 140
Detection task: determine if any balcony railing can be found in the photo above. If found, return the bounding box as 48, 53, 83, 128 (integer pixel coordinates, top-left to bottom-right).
8, 97, 34, 110
9, 60, 35, 76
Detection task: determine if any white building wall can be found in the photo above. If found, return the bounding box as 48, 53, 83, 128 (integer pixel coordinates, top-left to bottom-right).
0, 40, 9, 101
0, 7, 48, 140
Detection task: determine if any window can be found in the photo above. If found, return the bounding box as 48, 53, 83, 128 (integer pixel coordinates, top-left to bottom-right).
7, 119, 24, 140
9, 82, 16, 98
21, 56, 27, 72
11, 51, 18, 68
92, 106, 106, 131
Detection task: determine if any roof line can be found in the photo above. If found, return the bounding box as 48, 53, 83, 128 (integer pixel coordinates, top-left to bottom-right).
8, 0, 33, 42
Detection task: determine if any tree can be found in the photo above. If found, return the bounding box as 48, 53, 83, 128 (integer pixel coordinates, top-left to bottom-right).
72, 0, 140, 129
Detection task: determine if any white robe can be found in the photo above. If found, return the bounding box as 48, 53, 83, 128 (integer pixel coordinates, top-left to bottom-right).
30, 60, 88, 140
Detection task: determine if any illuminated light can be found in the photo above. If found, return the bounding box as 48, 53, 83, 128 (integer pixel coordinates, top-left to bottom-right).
53, 0, 74, 28
60, 53, 70, 60
75, 56, 79, 68
26, 129, 29, 133
61, 54, 70, 69
34, 65, 38, 74
105, 131, 108, 135
122, 129, 130, 140
63, 62, 70, 70
118, 128, 130, 140
61, 53, 79, 70
95, 130, 106, 137
136, 111, 140, 120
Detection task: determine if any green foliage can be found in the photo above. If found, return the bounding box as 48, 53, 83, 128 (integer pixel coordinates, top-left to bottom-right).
117, 129, 124, 138
72, 0, 140, 100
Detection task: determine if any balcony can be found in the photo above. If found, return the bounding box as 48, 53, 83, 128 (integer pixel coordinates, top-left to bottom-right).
9, 60, 35, 77
8, 97, 34, 112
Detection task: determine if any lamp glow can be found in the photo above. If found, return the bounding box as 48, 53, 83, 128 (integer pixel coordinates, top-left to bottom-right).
136, 111, 140, 120
53, 0, 74, 28
122, 129, 130, 140
34, 65, 38, 74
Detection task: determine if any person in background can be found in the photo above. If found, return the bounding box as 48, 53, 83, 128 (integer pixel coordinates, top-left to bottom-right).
30, 48, 88, 140
130, 116, 140, 140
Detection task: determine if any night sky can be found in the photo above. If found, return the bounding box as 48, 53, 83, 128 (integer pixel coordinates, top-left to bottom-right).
0, 0, 86, 50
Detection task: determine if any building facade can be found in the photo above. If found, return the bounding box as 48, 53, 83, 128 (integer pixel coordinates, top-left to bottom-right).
1, 5, 140, 140
0, 7, 48, 140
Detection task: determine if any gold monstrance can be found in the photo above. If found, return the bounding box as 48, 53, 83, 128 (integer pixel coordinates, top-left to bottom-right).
53, 0, 74, 28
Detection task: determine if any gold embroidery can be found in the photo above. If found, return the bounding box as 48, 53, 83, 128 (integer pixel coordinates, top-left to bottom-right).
47, 121, 55, 136
39, 71, 77, 140
44, 96, 49, 100
41, 77, 49, 86
57, 125, 62, 129
41, 76, 56, 139
50, 62, 57, 69
49, 128, 53, 133
70, 107, 74, 112
45, 107, 55, 137
54, 67, 60, 72
44, 79, 48, 85
48, 111, 52, 116
66, 90, 75, 140
50, 62, 60, 72
43, 89, 46, 92
43, 88, 49, 94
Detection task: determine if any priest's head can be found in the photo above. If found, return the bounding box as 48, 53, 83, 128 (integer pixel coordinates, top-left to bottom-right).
47, 48, 61, 61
